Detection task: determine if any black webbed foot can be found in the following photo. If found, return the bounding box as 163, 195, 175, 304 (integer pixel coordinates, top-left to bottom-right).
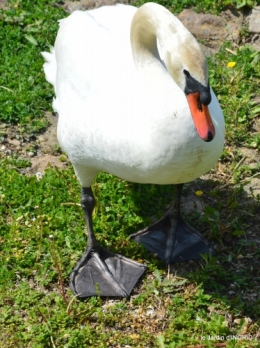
70, 246, 146, 298
130, 212, 214, 264
130, 184, 214, 264
70, 187, 146, 298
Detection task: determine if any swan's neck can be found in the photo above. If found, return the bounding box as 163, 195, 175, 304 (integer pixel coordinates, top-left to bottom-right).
130, 3, 207, 90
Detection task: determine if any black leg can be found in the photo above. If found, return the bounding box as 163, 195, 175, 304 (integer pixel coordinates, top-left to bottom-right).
81, 187, 98, 248
69, 187, 146, 298
130, 184, 214, 264
165, 184, 183, 263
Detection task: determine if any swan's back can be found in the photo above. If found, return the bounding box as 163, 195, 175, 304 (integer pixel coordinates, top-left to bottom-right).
44, 6, 137, 111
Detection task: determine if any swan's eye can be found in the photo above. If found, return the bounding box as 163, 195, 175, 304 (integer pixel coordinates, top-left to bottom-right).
183, 69, 190, 77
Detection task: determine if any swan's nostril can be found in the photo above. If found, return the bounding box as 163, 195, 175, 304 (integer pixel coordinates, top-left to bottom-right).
205, 131, 214, 143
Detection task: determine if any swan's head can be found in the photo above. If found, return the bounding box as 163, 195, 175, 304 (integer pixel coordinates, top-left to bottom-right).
165, 43, 215, 143
183, 67, 214, 143
131, 3, 216, 142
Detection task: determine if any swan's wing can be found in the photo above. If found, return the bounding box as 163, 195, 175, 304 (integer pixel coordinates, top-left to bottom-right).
55, 7, 137, 98
88, 4, 137, 35
42, 6, 142, 124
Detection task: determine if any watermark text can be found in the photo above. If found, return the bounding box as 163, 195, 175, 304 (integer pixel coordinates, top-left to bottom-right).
201, 334, 252, 341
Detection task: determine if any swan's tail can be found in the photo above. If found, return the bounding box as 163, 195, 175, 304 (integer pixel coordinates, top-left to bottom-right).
42, 48, 59, 112
41, 47, 56, 87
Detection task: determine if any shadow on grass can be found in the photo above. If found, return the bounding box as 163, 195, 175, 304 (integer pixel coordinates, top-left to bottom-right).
126, 178, 260, 321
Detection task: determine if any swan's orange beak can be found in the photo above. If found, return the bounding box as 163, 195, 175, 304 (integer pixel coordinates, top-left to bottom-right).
186, 92, 215, 142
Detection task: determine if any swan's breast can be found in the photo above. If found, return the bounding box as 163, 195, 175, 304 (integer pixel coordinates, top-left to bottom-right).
57, 90, 224, 186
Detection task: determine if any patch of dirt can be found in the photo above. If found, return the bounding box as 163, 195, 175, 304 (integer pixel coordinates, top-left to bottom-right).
178, 7, 243, 56
62, 0, 128, 12
0, 0, 8, 9
0, 112, 69, 176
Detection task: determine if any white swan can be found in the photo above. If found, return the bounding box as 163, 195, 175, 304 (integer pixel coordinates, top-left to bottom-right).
42, 2, 225, 298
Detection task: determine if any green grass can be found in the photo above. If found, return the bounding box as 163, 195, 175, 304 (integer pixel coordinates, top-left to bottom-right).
0, 0, 66, 132
0, 0, 260, 347
209, 44, 260, 149
1, 158, 259, 347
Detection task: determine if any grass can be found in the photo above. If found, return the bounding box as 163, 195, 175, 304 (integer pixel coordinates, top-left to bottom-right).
0, 0, 260, 347
209, 44, 260, 150
0, 0, 65, 132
